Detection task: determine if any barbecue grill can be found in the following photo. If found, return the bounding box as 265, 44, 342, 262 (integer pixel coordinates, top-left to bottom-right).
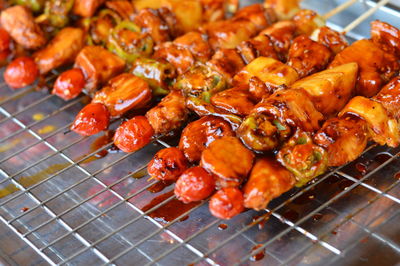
0, 0, 399, 265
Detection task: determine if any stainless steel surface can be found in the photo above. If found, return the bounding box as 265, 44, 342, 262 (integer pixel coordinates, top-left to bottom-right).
1, 0, 400, 265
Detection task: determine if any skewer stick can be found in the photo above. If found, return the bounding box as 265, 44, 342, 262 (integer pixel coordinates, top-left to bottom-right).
323, 0, 358, 19
343, 0, 391, 33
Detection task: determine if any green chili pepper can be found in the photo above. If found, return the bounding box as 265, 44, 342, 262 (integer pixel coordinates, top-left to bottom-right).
44, 0, 74, 28
237, 114, 280, 151
277, 129, 328, 187
130, 57, 176, 95
13, 0, 44, 12
107, 20, 153, 63
89, 9, 121, 45
174, 65, 227, 102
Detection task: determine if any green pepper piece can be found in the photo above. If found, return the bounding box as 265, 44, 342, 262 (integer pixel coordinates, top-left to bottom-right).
174, 65, 227, 102
44, 0, 74, 28
277, 129, 328, 187
13, 0, 44, 12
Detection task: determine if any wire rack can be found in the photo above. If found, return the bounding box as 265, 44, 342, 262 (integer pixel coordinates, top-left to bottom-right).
0, 0, 400, 265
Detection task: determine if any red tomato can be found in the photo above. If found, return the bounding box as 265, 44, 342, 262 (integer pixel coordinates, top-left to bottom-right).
52, 68, 86, 100
148, 147, 188, 181
113, 116, 154, 153
174, 166, 215, 203
71, 103, 110, 136
209, 187, 244, 219
4, 57, 39, 89
0, 28, 10, 51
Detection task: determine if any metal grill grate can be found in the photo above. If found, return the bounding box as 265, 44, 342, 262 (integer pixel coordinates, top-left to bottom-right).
1, 0, 400, 265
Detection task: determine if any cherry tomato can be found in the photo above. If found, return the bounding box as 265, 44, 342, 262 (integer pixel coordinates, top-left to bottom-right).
113, 116, 154, 153
0, 28, 11, 51
174, 166, 215, 203
4, 56, 39, 89
52, 68, 86, 100
71, 103, 110, 136
209, 187, 244, 219
148, 147, 188, 181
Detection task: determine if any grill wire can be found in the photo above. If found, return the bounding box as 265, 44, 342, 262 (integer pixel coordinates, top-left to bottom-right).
1, 0, 400, 265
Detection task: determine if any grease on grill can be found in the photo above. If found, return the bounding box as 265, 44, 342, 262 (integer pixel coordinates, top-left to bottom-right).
282, 209, 299, 221
147, 180, 174, 193
218, 223, 228, 230
38, 125, 56, 134
250, 244, 266, 262
0, 163, 69, 198
131, 168, 148, 179
251, 213, 271, 230
79, 131, 114, 164
395, 172, 400, 180
141, 190, 199, 223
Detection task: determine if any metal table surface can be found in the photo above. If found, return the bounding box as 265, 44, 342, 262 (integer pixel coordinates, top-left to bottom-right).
0, 0, 399, 265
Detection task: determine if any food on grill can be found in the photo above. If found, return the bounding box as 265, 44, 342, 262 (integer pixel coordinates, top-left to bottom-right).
4, 56, 38, 89
179, 116, 235, 163
329, 39, 399, 97
148, 147, 188, 181
113, 116, 154, 153
70, 102, 110, 136
52, 68, 86, 100
0, 5, 46, 49
1, 0, 400, 223
33, 27, 85, 74
209, 187, 244, 219
174, 166, 215, 203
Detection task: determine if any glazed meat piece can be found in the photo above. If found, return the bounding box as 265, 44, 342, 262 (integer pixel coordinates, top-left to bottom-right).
201, 136, 255, 188
74, 46, 125, 94
148, 147, 188, 181
371, 20, 400, 58
292, 9, 325, 36
287, 35, 333, 78
204, 19, 257, 50
374, 76, 400, 119
34, 27, 85, 74
232, 3, 276, 32
330, 39, 399, 97
233, 57, 299, 90
243, 157, 295, 210
259, 20, 297, 61
130, 58, 176, 93
179, 116, 235, 163
314, 115, 368, 167
105, 0, 135, 21
207, 48, 245, 84
248, 76, 272, 101
0, 5, 46, 49
237, 34, 279, 64
146, 90, 188, 135
174, 64, 227, 101
339, 96, 400, 147
73, 0, 105, 17
264, 0, 300, 20
153, 42, 194, 75
211, 87, 256, 116
200, 0, 239, 22
311, 26, 348, 55
92, 74, 152, 117
238, 89, 323, 152
174, 31, 212, 63
291, 63, 358, 117
4, 57, 39, 89
134, 8, 171, 44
